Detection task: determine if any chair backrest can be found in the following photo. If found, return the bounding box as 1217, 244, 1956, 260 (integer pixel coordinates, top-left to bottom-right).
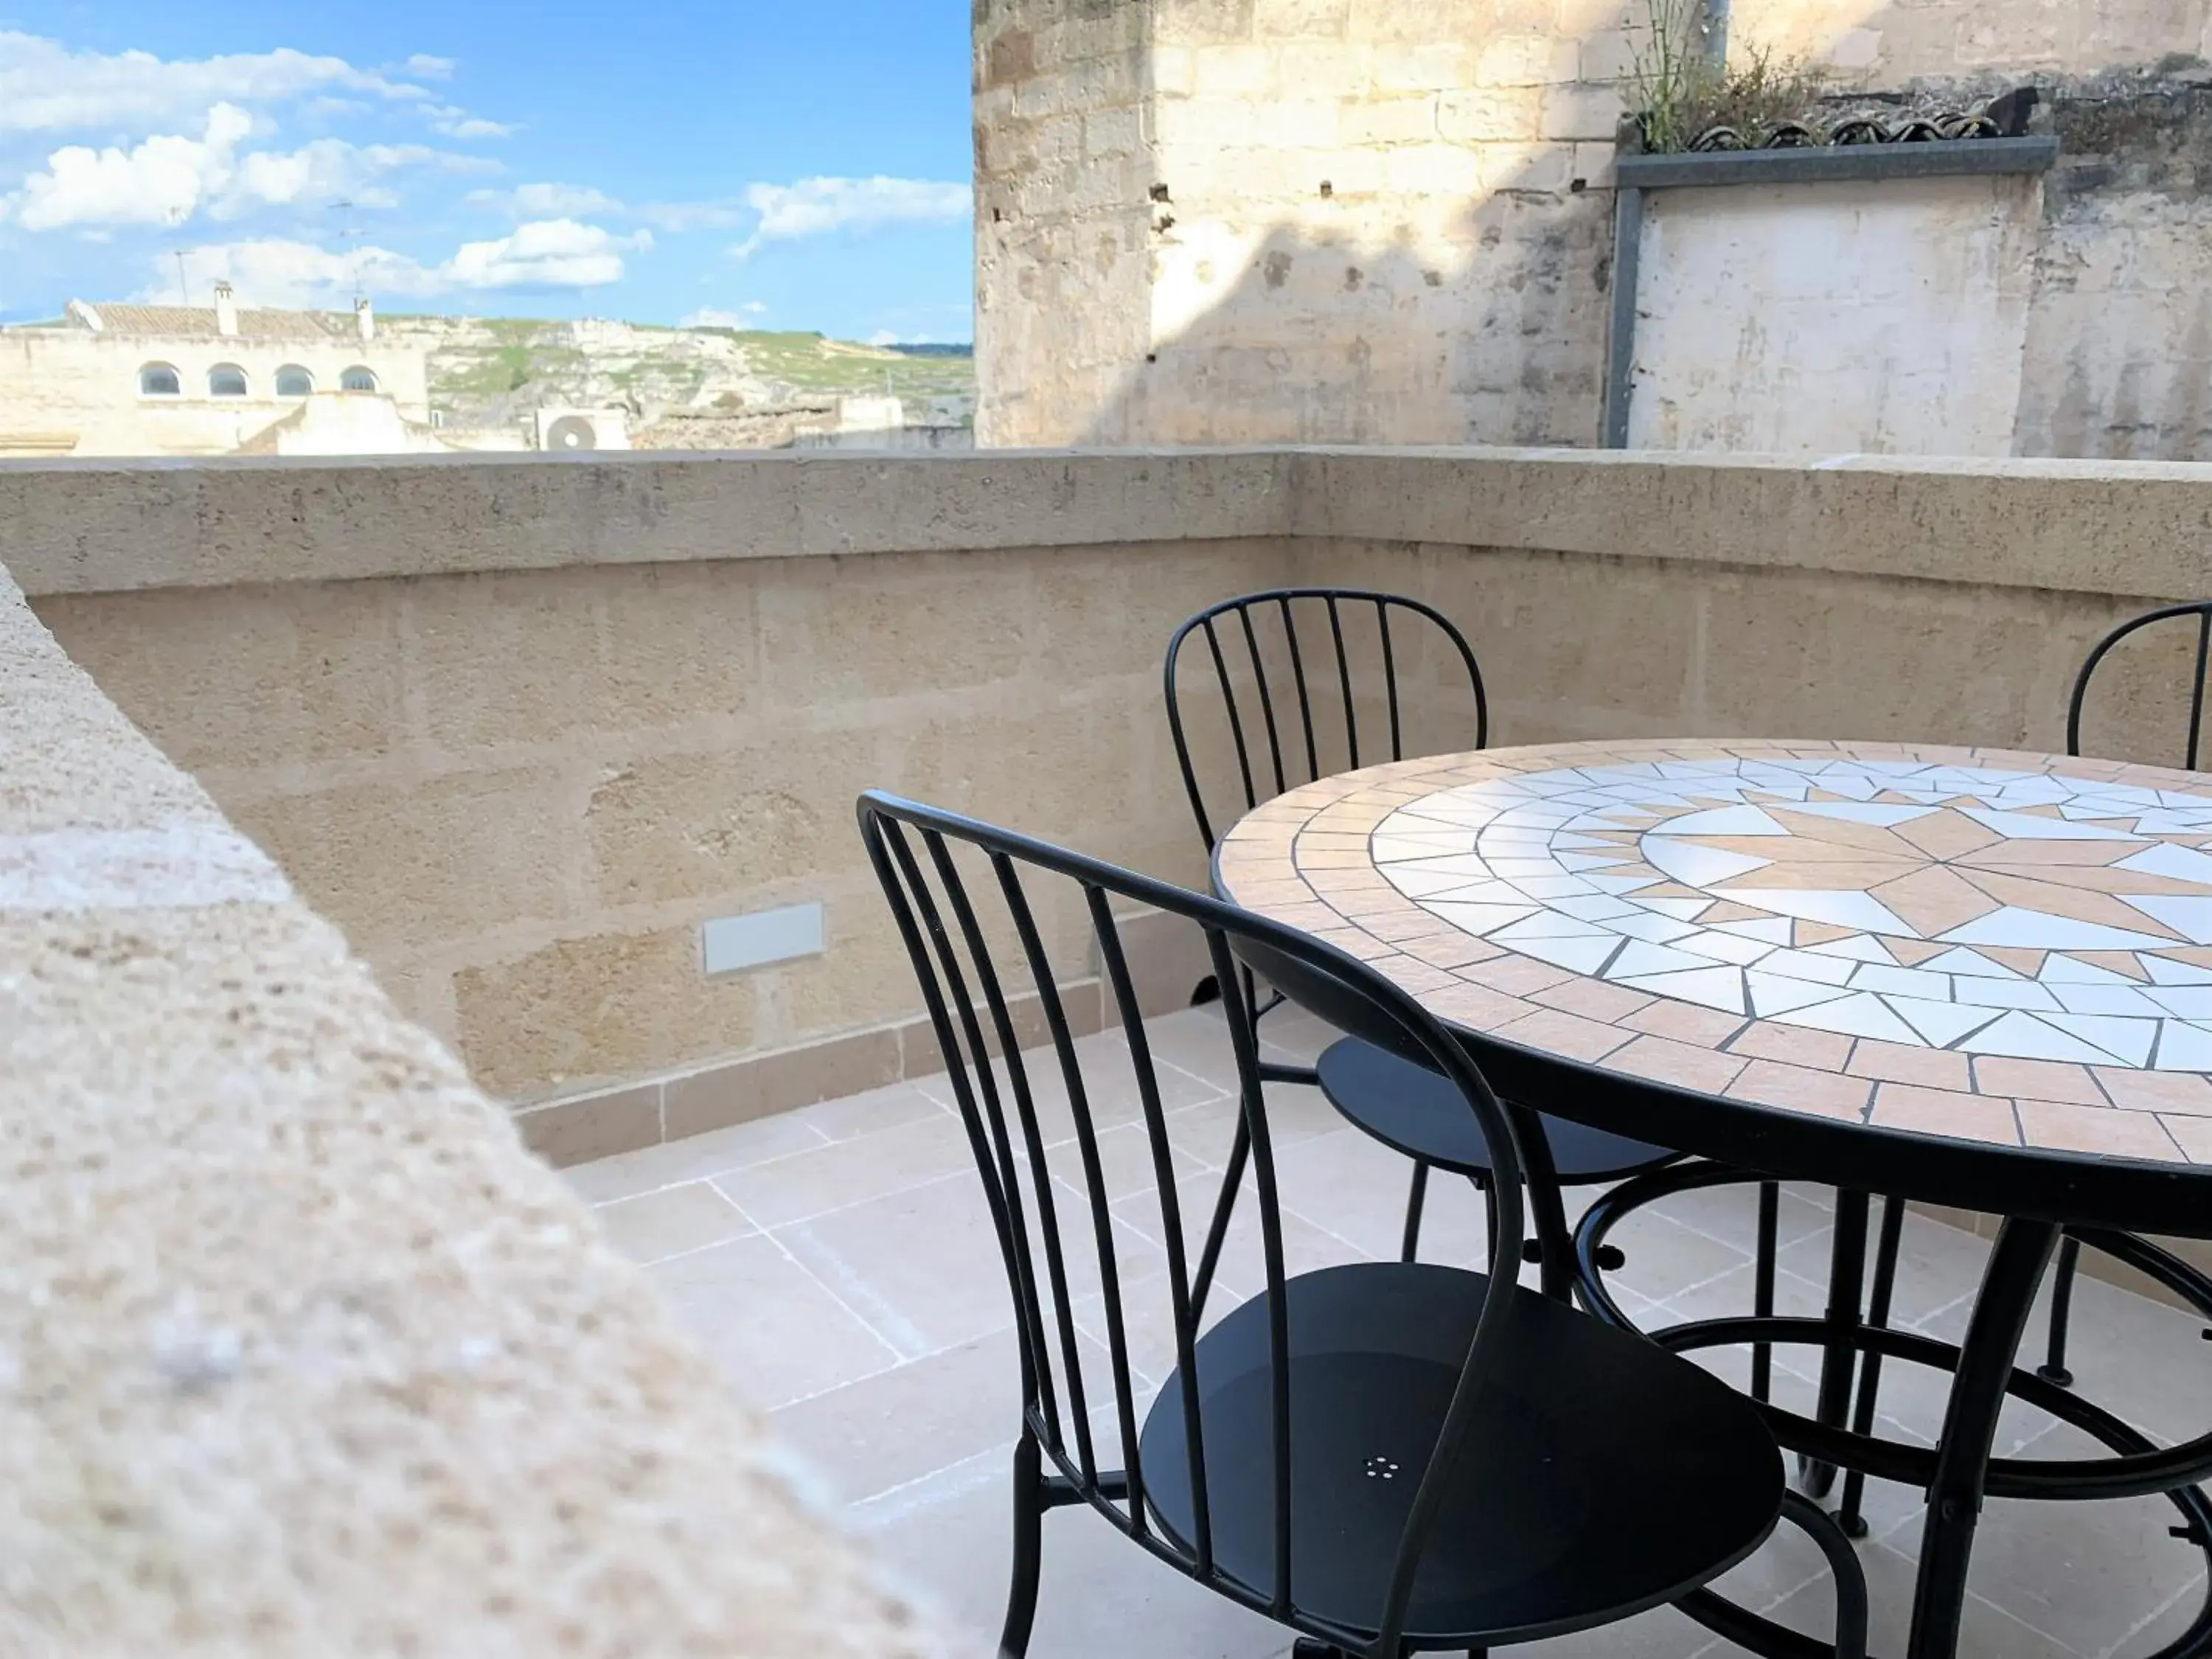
858, 790, 1526, 1652
2068, 600, 2212, 768
1164, 588, 1489, 851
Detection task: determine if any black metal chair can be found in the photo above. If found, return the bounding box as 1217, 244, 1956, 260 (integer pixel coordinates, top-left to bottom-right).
858, 789, 1866, 1659
2040, 600, 2212, 1384
1161, 588, 1692, 1281
1815, 601, 2212, 1537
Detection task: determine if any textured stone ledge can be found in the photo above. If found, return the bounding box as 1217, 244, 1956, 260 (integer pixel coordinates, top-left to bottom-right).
0, 447, 1295, 594
0, 560, 934, 1654
9, 445, 2212, 602
1288, 446, 2212, 601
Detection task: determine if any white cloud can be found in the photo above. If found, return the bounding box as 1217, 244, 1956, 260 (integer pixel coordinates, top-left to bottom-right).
420, 104, 518, 139
733, 175, 970, 257
683, 303, 768, 328
6, 103, 489, 231
445, 219, 650, 288
0, 30, 425, 132
160, 238, 448, 306
636, 198, 748, 233
470, 181, 623, 218
142, 220, 650, 307
404, 55, 456, 80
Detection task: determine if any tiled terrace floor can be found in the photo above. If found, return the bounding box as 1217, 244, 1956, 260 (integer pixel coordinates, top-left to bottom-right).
566, 1004, 2212, 1659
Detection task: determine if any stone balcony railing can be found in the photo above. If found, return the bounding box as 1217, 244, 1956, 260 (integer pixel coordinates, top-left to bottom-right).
7, 442, 2212, 1643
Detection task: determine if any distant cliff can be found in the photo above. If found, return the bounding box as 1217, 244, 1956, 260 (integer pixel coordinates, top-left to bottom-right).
378, 313, 973, 433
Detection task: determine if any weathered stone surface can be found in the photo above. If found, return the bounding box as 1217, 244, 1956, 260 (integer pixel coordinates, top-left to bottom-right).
0, 562, 936, 1656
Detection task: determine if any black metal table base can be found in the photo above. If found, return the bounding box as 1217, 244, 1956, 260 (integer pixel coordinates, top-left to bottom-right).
1571, 1161, 2212, 1659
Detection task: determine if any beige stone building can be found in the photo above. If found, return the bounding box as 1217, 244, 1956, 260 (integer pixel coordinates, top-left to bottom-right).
973, 0, 2212, 461
0, 288, 436, 457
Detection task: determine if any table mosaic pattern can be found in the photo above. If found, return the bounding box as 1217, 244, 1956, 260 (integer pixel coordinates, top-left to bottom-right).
1217, 740, 2212, 1168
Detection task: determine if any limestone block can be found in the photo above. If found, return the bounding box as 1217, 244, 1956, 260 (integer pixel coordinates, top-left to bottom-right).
1480, 139, 1576, 193
1084, 105, 1145, 159
237, 766, 577, 956
1255, 0, 1352, 38
895, 696, 1152, 845
1475, 33, 1582, 88
34, 582, 405, 773
584, 736, 882, 911
1369, 41, 1468, 91
1570, 141, 1618, 190
1271, 40, 1378, 96
1579, 29, 1638, 83
758, 555, 1036, 706
1540, 81, 1626, 142
1192, 44, 1278, 96
1154, 0, 1263, 46
1693, 565, 2056, 748
1438, 87, 1543, 143
1152, 43, 1197, 96
408, 563, 761, 753
1341, 95, 1442, 145
1345, 0, 1492, 42
1251, 97, 1348, 148
456, 922, 758, 1098
760, 882, 947, 1049
1383, 143, 1484, 195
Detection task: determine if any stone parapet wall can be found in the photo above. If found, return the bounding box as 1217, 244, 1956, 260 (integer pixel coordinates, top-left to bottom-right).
0, 557, 935, 1654
13, 446, 2212, 1163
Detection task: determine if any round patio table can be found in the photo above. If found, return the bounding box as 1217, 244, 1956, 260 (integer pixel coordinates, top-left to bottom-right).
1214, 737, 2212, 1659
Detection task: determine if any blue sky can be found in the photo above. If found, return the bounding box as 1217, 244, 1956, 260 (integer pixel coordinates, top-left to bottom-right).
0, 3, 975, 340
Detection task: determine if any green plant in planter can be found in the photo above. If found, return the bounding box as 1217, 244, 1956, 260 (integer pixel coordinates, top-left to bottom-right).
1627, 0, 1832, 152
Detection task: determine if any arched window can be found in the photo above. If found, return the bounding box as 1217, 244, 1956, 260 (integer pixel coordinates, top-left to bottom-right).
208, 364, 249, 397
339, 366, 379, 393
274, 365, 314, 397
139, 362, 181, 397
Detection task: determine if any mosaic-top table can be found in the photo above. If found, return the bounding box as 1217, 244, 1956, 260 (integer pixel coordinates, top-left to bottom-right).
1217, 737, 2212, 1659
1214, 738, 2212, 1234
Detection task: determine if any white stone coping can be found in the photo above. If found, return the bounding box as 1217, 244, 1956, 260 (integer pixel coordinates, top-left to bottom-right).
0, 560, 936, 1654
7, 444, 2212, 603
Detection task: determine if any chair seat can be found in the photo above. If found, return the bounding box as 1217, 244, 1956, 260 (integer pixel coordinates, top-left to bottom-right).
1138, 1262, 1782, 1649
1318, 1036, 1673, 1183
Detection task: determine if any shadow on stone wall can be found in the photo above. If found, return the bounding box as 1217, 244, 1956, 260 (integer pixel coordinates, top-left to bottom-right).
1057, 2, 2212, 461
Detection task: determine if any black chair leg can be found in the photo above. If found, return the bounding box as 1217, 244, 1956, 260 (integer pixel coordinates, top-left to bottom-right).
1751, 1180, 1778, 1404
1401, 1160, 1430, 1262
1838, 1195, 1906, 1539
999, 1435, 1046, 1659
1801, 1190, 1869, 1500
2039, 1233, 2082, 1387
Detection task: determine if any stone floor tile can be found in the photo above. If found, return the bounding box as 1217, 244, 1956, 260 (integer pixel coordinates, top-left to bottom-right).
1756, 1534, 2079, 1659
1032, 1116, 1212, 1206
771, 1324, 1037, 1506
914, 1026, 1228, 1151
1775, 1202, 1997, 1332
589, 1180, 752, 1265
1603, 1205, 1755, 1304
1111, 1169, 1368, 1304
1164, 1078, 1363, 1155
1270, 1124, 1493, 1268
1640, 1176, 1835, 1256
1250, 1000, 1338, 1066
779, 1168, 1166, 1362
2104, 1571, 2211, 1659
557, 1109, 827, 1203
648, 1232, 898, 1409
569, 1011, 2212, 1659
1916, 1262, 2212, 1451
794, 1079, 949, 1142
852, 1451, 1296, 1659
709, 1110, 978, 1229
